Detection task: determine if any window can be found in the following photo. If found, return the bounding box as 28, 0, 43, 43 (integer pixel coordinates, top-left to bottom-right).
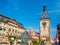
3, 27, 6, 31
7, 32, 9, 34
9, 28, 11, 32
3, 37, 4, 38
12, 29, 14, 32
0, 26, 2, 30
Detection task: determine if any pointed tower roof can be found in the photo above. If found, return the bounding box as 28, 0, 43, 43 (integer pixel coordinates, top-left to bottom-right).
40, 5, 49, 19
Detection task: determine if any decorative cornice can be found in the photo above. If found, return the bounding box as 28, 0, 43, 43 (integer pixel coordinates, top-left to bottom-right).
0, 14, 25, 29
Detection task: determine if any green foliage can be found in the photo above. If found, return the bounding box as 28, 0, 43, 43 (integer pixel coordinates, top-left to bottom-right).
40, 39, 45, 44
31, 39, 38, 45
9, 38, 14, 43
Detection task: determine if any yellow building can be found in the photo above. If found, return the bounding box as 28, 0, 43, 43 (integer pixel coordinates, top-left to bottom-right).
0, 14, 25, 45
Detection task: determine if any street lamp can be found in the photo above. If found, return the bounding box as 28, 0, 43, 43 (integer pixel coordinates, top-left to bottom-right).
7, 32, 15, 45
11, 38, 14, 41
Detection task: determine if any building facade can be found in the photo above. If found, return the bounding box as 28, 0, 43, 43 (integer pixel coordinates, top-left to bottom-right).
28, 28, 39, 45
40, 5, 51, 45
54, 34, 59, 45
0, 14, 25, 45
28, 28, 39, 39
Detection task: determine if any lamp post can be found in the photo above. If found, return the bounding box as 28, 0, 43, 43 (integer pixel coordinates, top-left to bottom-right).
8, 32, 15, 45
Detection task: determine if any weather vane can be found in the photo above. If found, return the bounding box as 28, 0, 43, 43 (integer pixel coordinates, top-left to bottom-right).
42, 0, 46, 11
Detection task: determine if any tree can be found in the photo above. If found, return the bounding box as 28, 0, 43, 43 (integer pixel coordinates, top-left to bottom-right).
9, 37, 15, 45
31, 39, 38, 45
40, 39, 45, 45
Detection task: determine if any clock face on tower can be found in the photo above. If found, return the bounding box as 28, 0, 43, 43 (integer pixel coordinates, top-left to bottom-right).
42, 22, 47, 27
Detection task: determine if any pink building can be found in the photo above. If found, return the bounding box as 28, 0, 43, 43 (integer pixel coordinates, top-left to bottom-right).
28, 28, 39, 39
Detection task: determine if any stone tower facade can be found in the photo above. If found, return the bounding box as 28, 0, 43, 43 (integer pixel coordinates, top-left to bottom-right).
40, 5, 50, 44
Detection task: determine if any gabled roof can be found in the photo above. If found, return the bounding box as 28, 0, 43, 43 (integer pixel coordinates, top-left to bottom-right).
40, 5, 49, 19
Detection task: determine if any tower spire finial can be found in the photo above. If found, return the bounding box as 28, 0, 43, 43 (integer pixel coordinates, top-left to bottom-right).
43, 5, 46, 11
43, 0, 46, 11
40, 0, 49, 19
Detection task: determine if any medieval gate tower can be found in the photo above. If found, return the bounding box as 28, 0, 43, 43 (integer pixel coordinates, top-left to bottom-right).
40, 5, 50, 44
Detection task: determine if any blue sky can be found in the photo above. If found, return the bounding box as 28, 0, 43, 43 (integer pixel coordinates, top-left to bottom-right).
0, 0, 60, 39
